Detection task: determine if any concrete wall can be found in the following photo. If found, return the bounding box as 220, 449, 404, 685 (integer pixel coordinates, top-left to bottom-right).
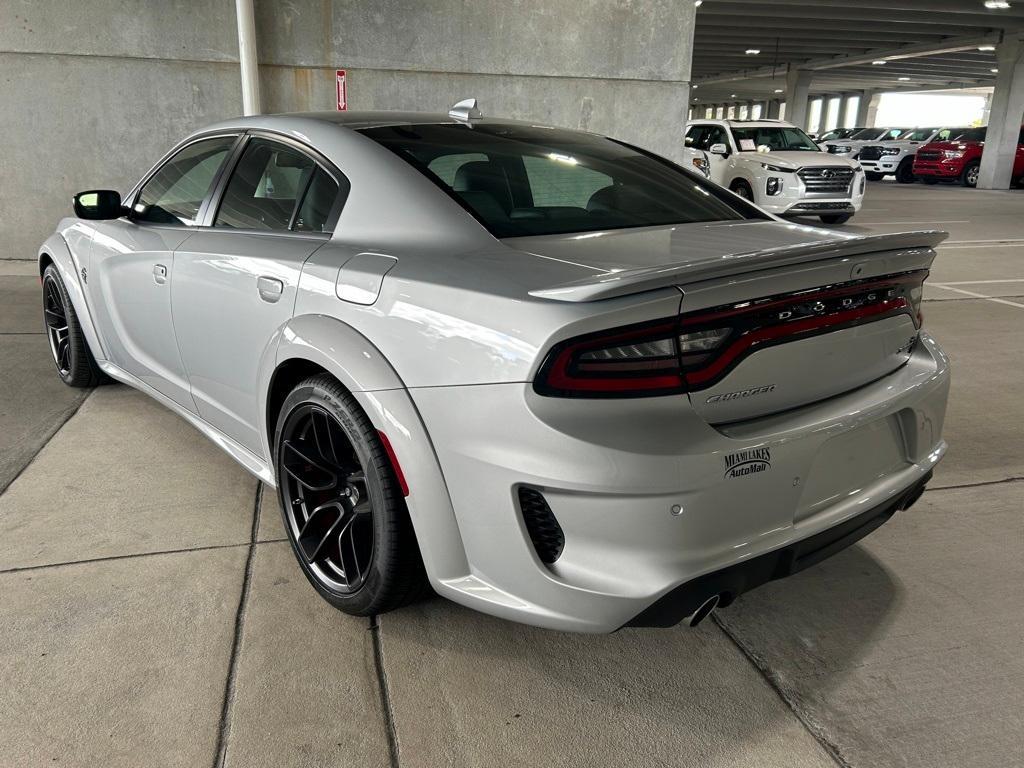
1, 0, 695, 260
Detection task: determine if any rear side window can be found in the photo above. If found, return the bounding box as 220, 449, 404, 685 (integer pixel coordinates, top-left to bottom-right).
136, 136, 236, 225
215, 139, 316, 231
293, 167, 340, 233
359, 123, 756, 238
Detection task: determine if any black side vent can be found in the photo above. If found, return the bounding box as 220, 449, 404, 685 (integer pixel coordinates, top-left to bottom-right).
518, 487, 565, 565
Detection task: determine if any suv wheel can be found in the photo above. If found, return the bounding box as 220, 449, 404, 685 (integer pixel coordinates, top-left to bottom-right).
819, 213, 852, 225
961, 160, 980, 188
274, 374, 427, 616
895, 159, 916, 184
729, 180, 754, 201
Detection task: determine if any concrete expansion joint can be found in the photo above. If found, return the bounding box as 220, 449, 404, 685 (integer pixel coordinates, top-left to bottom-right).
369, 614, 401, 768
711, 614, 855, 768
212, 481, 262, 768
927, 475, 1024, 493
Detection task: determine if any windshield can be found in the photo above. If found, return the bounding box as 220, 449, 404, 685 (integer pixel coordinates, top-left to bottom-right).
899, 128, 939, 141
730, 126, 821, 152
820, 128, 853, 141
955, 127, 987, 143
359, 123, 757, 238
851, 128, 886, 141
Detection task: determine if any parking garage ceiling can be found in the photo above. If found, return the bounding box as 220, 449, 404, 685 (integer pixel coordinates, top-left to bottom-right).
692, 0, 1024, 103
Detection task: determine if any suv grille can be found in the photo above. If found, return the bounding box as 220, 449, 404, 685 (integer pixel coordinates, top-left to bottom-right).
858, 146, 884, 161
798, 166, 854, 194
518, 487, 565, 564
917, 148, 941, 161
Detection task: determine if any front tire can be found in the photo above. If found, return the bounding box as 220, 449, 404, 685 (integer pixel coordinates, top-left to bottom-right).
41, 264, 107, 387
729, 179, 754, 201
274, 374, 427, 616
895, 159, 916, 184
961, 161, 980, 188
820, 213, 852, 225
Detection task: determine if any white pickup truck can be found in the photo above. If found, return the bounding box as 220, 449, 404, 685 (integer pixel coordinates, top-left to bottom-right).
856, 127, 970, 183
823, 127, 907, 158
684, 119, 865, 224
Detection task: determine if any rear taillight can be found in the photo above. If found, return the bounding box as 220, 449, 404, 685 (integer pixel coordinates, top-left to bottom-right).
535, 270, 928, 398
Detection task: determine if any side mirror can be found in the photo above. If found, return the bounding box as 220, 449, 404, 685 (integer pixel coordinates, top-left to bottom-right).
709, 143, 729, 156
73, 190, 125, 220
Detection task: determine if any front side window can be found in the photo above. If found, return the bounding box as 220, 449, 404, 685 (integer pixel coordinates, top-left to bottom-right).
135, 136, 236, 225
359, 123, 758, 238
215, 139, 316, 231
730, 126, 820, 152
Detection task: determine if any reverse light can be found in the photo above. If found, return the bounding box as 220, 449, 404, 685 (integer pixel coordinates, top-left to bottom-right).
534, 271, 928, 398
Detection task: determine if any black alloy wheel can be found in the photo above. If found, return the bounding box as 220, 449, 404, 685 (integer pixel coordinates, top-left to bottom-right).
41, 264, 107, 387
275, 375, 427, 615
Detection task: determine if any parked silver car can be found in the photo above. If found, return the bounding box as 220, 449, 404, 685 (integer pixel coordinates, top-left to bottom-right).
38, 105, 950, 632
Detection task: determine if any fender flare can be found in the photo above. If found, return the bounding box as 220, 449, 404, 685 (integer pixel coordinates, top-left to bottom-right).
38, 233, 107, 361
259, 313, 471, 582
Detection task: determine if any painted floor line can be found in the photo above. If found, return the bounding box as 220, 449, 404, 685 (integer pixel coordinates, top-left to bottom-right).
935, 279, 1024, 285
930, 283, 1024, 309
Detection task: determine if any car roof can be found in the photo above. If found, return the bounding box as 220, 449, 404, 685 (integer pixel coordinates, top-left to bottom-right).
203, 110, 546, 132
689, 119, 798, 129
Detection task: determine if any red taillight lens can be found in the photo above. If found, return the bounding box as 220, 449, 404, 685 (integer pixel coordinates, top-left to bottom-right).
535, 270, 928, 399
534, 318, 687, 397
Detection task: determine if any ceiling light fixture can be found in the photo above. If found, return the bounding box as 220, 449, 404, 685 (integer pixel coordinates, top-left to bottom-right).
978, 45, 996, 51
992, 68, 1000, 73
898, 77, 911, 81
983, 1, 1010, 9
745, 49, 760, 55
872, 60, 887, 65
774, 88, 784, 93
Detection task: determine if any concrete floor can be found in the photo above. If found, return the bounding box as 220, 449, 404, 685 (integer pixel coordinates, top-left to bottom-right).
1, 182, 1021, 768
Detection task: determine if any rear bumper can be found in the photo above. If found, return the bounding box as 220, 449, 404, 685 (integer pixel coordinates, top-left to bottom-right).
628, 469, 931, 627
410, 333, 950, 633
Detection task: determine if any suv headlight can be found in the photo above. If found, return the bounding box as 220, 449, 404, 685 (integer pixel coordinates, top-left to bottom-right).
831, 145, 852, 153
942, 149, 965, 159
761, 163, 794, 173
881, 147, 900, 156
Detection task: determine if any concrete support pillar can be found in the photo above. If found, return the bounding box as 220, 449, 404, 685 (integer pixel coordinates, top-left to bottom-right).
785, 68, 812, 130
979, 35, 1024, 190
766, 99, 781, 119
982, 91, 994, 125
855, 90, 874, 127
234, 0, 261, 115
838, 94, 853, 128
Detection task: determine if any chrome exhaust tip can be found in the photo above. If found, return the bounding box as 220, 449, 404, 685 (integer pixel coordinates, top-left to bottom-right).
686, 594, 720, 628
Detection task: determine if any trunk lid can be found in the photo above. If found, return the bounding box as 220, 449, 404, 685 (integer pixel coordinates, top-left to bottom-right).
514, 221, 945, 423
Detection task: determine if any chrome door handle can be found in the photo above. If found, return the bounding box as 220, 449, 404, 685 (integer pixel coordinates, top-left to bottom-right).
153, 264, 168, 285
257, 276, 284, 303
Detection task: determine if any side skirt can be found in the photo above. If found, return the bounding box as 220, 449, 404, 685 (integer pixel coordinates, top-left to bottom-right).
97, 360, 276, 486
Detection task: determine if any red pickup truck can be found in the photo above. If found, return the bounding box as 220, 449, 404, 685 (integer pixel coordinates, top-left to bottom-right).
913, 126, 1024, 187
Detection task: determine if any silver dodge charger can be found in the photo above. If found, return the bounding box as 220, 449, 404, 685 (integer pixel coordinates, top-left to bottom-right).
38, 102, 950, 632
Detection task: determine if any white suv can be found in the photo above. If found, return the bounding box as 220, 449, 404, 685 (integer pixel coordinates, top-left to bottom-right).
684, 119, 865, 225
857, 127, 970, 183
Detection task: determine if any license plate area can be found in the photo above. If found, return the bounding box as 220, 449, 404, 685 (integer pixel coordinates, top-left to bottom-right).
795, 415, 909, 523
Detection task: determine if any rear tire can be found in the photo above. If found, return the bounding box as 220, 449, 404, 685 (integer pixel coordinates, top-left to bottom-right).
895, 159, 916, 184
865, 172, 885, 181
819, 213, 852, 225
960, 161, 980, 188
274, 374, 427, 617
729, 179, 754, 201
41, 264, 108, 388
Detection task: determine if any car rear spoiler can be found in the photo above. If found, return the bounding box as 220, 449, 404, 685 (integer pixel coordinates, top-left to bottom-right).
529, 230, 949, 302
